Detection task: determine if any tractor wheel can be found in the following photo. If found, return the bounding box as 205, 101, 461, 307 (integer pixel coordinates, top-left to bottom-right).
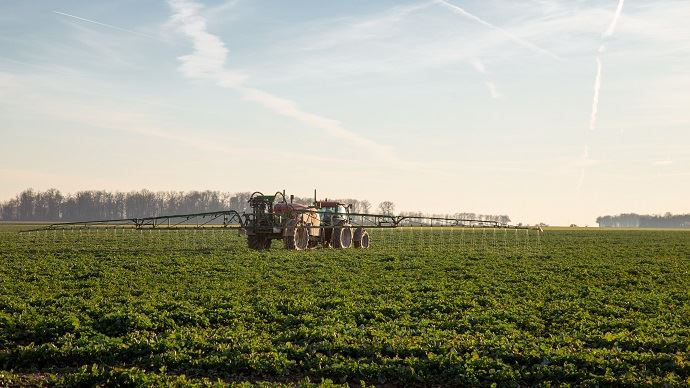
248, 235, 270, 251
283, 224, 309, 250
247, 235, 261, 250
355, 231, 370, 249
332, 226, 353, 249
294, 225, 309, 250
322, 228, 332, 248
283, 235, 295, 249
262, 237, 272, 250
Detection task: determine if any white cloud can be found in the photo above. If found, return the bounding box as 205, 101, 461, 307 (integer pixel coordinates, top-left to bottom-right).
469, 58, 501, 98
485, 81, 501, 99
166, 0, 395, 161
470, 57, 486, 74
168, 0, 236, 79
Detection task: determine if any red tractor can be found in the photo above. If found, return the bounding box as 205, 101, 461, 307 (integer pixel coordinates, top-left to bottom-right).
244, 192, 370, 251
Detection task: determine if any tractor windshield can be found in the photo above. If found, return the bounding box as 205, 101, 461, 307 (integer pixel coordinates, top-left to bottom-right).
318, 204, 348, 226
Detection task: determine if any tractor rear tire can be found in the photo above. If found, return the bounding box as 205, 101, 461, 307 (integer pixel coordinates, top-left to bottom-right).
355, 231, 370, 249
295, 225, 309, 250
284, 224, 309, 250
247, 235, 260, 250
332, 226, 353, 249
248, 235, 270, 251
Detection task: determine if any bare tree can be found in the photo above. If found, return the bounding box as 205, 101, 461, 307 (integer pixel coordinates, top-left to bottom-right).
0, 188, 528, 228
378, 201, 395, 215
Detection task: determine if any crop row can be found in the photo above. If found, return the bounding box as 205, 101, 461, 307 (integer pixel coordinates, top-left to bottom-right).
0, 227, 689, 385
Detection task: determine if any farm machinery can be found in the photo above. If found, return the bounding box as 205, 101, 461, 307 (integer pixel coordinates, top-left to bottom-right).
244, 192, 368, 251
23, 190, 539, 251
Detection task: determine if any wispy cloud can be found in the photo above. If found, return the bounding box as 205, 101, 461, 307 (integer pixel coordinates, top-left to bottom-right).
469, 57, 486, 74
205, 0, 242, 18
238, 87, 390, 155
485, 81, 501, 99
166, 0, 241, 82
166, 0, 395, 161
53, 11, 161, 41
435, 0, 560, 60
300, 2, 434, 52
470, 58, 501, 99
8, 80, 356, 167
262, 1, 662, 84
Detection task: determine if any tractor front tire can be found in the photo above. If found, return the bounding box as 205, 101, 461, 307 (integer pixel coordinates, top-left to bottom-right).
355, 230, 370, 249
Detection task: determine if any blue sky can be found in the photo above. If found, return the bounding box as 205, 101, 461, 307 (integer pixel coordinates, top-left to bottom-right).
1, 0, 688, 225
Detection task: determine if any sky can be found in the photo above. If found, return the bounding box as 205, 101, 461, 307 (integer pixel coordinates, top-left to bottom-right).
1, 0, 689, 226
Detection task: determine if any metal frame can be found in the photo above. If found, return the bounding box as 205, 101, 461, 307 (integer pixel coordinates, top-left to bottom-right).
21, 210, 243, 232
21, 190, 540, 236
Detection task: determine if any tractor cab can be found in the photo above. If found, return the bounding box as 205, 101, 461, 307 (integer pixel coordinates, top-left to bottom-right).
315, 200, 350, 227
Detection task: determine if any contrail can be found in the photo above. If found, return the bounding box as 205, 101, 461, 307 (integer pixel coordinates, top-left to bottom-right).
589, 54, 603, 130
604, 0, 626, 37
581, 0, 625, 189
589, 0, 625, 130
53, 11, 160, 41
436, 0, 560, 60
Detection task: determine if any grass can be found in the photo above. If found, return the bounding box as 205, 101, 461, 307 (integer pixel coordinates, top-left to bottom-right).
0, 225, 689, 386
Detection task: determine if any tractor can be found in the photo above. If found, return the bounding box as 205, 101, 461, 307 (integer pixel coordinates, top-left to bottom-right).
243, 192, 370, 251
314, 200, 369, 249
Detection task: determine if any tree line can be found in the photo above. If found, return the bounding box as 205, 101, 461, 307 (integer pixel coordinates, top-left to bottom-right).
596, 213, 690, 228
0, 188, 510, 224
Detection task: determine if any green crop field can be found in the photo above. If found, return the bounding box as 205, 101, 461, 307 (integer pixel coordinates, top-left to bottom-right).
1, 225, 689, 386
